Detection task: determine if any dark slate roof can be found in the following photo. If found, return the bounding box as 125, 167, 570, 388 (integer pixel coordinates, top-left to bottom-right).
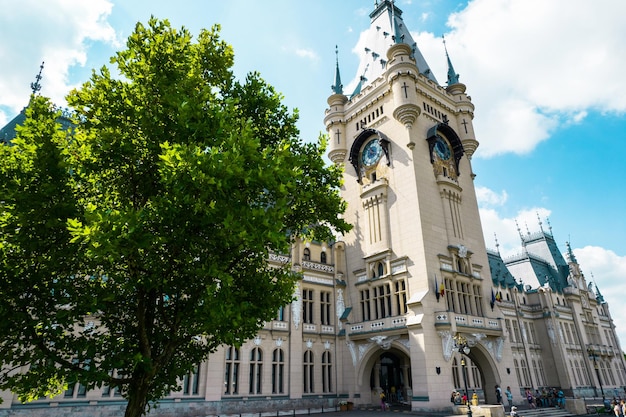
0, 108, 27, 144
487, 249, 519, 288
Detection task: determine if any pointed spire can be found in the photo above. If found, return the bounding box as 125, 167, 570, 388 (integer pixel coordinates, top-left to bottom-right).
537, 212, 544, 233
442, 36, 459, 85
331, 46, 344, 95
30, 61, 45, 95
390, 0, 405, 45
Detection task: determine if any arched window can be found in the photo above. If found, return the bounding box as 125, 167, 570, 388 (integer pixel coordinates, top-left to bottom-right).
377, 262, 384, 277
303, 248, 311, 261
249, 347, 263, 394
322, 351, 333, 393
320, 252, 327, 264
304, 350, 314, 393
224, 346, 240, 394
272, 349, 284, 394
183, 363, 200, 395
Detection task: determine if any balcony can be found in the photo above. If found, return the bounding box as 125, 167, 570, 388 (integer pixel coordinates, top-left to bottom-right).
348, 316, 407, 337
434, 311, 502, 335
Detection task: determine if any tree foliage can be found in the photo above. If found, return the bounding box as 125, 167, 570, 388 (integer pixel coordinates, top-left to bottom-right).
0, 18, 349, 417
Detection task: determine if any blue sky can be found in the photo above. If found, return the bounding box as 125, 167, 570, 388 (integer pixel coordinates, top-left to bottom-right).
2, 0, 626, 345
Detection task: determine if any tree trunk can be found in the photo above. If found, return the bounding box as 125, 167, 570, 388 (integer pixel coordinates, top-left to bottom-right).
124, 377, 151, 417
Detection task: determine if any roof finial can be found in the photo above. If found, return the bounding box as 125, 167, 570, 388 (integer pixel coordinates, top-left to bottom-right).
515, 219, 524, 246
31, 61, 45, 95
546, 217, 553, 236
331, 45, 343, 95
565, 241, 578, 263
494, 232, 500, 255
537, 212, 544, 233
442, 35, 460, 85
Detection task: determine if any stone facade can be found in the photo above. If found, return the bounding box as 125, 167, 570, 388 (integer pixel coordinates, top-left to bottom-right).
1, 1, 624, 416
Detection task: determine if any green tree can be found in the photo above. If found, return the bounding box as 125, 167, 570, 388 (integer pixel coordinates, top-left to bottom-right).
0, 19, 349, 417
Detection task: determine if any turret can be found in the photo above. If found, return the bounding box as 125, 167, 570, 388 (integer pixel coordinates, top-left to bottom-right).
325, 47, 348, 165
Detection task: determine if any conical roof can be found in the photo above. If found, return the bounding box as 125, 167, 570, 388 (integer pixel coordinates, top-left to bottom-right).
350, 0, 438, 96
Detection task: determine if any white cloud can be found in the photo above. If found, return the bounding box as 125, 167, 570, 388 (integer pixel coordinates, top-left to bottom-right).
0, 0, 117, 116
414, 0, 626, 157
475, 186, 507, 207
295, 48, 319, 62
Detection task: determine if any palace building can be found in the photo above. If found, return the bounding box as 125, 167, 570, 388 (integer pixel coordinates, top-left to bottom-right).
1, 1, 624, 415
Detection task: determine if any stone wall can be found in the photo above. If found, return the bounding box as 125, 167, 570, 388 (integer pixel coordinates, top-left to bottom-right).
0, 397, 340, 417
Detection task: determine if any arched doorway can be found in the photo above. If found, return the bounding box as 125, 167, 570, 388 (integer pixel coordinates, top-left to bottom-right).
451, 344, 501, 405
369, 350, 411, 406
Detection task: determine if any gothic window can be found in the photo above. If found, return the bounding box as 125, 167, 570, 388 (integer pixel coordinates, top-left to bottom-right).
320, 291, 331, 325
272, 349, 284, 394
537, 359, 547, 386
394, 280, 407, 315
322, 351, 333, 393
224, 346, 240, 394
249, 347, 263, 394
183, 363, 200, 395
320, 251, 327, 264
513, 359, 522, 387
65, 359, 87, 398
512, 321, 521, 343
452, 357, 460, 389
360, 289, 371, 321
373, 283, 391, 319
276, 305, 284, 321
377, 262, 385, 277
520, 359, 531, 387
303, 288, 314, 324
303, 248, 311, 261
304, 350, 314, 393
528, 322, 537, 344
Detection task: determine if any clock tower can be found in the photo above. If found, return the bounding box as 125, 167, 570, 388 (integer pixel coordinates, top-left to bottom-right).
326, 0, 508, 409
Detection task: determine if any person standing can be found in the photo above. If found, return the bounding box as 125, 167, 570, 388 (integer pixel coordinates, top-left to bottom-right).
505, 386, 513, 410
495, 385, 503, 405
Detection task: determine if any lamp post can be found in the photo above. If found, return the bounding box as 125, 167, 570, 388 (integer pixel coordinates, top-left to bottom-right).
587, 347, 605, 402
454, 334, 473, 417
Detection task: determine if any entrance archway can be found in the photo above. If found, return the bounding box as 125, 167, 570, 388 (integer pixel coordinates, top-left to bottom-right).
455, 344, 501, 405
361, 347, 411, 407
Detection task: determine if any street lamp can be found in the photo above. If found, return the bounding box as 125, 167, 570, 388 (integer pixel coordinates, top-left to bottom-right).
454, 334, 473, 417
587, 347, 605, 402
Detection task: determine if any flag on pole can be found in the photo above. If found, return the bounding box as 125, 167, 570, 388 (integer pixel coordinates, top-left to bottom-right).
435, 275, 440, 301
496, 291, 502, 302
490, 288, 496, 310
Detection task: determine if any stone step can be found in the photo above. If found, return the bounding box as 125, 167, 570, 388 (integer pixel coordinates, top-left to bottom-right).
510, 407, 574, 417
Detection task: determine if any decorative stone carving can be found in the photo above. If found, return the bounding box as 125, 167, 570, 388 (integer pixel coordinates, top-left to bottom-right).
336, 289, 345, 330
370, 335, 398, 350
292, 283, 301, 330
439, 330, 454, 362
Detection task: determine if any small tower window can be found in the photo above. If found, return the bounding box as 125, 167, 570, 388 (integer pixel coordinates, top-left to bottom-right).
377, 262, 384, 277
320, 252, 327, 264
303, 248, 311, 261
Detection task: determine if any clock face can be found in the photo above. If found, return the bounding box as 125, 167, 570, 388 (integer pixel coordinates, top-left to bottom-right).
434, 137, 451, 160
361, 139, 383, 166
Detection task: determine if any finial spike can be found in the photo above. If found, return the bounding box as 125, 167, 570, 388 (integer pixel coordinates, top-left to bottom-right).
30, 61, 45, 95
537, 212, 544, 233
494, 232, 500, 255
